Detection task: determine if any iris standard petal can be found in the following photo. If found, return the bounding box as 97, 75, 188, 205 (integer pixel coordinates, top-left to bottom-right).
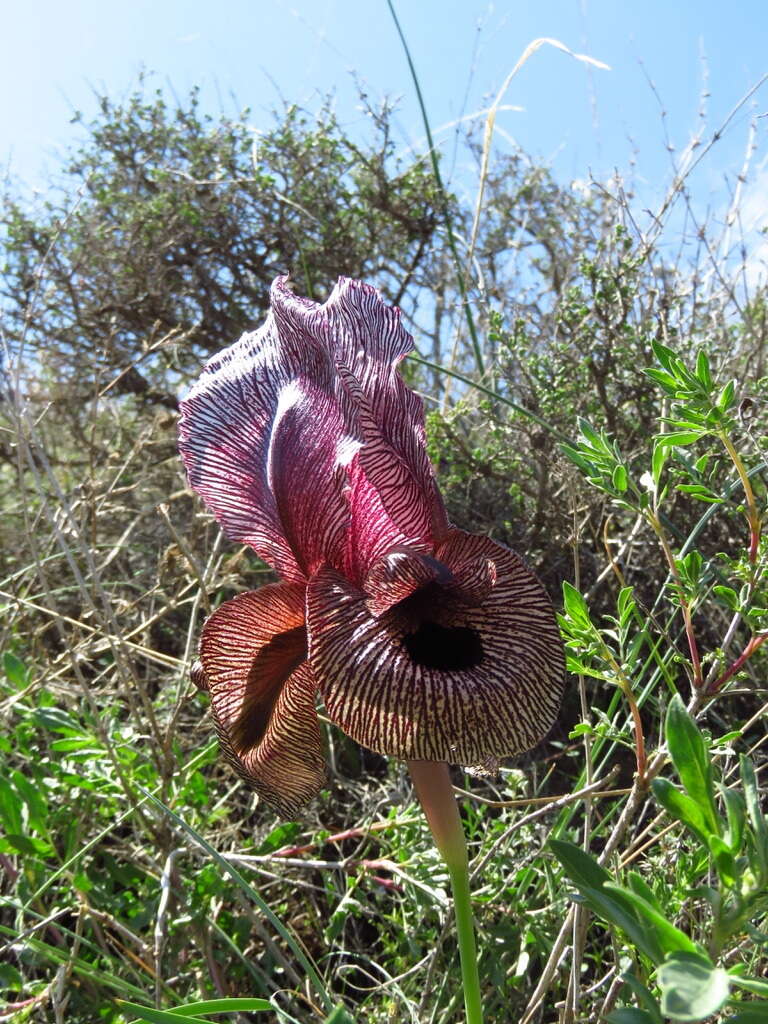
198, 583, 326, 817
273, 277, 449, 571
306, 530, 564, 765
179, 307, 351, 581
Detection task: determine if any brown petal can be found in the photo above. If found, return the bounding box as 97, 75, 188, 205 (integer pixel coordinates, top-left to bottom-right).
199, 583, 326, 817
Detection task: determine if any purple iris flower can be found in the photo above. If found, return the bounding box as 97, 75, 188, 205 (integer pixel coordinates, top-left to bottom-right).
179, 277, 564, 817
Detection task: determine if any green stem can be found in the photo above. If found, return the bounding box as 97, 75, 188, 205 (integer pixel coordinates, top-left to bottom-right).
646, 510, 703, 690
408, 760, 483, 1024
719, 430, 761, 567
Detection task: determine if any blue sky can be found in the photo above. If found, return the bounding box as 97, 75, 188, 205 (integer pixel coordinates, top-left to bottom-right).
3, 0, 767, 255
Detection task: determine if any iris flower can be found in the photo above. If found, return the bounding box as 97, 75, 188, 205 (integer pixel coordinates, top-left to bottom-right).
179, 277, 564, 819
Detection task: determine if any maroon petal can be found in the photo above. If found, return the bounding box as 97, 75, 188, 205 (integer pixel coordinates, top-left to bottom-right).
179, 303, 350, 581
364, 548, 451, 617
198, 583, 326, 817
306, 530, 564, 764
273, 277, 449, 576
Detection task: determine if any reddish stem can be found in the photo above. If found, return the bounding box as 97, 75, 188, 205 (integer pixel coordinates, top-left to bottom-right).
706, 634, 768, 696
407, 760, 467, 870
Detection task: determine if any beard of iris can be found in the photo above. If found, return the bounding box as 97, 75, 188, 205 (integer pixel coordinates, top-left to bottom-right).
393, 581, 485, 672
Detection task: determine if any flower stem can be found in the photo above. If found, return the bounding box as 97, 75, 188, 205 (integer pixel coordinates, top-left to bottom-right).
408, 760, 483, 1024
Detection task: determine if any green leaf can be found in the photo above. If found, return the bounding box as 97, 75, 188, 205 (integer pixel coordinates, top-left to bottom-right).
6, 833, 55, 857
550, 840, 664, 963
659, 950, 729, 1024
730, 976, 768, 997
740, 756, 768, 880
655, 431, 702, 448
665, 695, 720, 836
560, 443, 594, 476
712, 585, 739, 610
707, 834, 738, 888
651, 340, 678, 373
603, 883, 699, 957
651, 441, 669, 487
606, 1011, 658, 1024
719, 785, 746, 853
612, 463, 629, 492
120, 999, 274, 1023
645, 367, 680, 393
716, 379, 736, 411
167, 999, 275, 1014
119, 1004, 206, 1024
321, 1008, 356, 1024
657, 952, 729, 1021
562, 582, 593, 628
676, 484, 722, 504
257, 821, 302, 854
2, 651, 27, 688
626, 872, 662, 913
651, 778, 710, 845
577, 417, 604, 448
0, 961, 23, 991
727, 1005, 768, 1024
619, 971, 664, 1023
11, 768, 48, 833
0, 776, 22, 834
695, 350, 712, 389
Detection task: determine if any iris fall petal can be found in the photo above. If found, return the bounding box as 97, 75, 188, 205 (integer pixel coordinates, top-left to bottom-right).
198, 583, 326, 817
307, 529, 564, 765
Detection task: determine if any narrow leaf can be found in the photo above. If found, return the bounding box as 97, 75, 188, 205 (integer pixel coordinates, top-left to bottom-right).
740, 756, 768, 880
2, 652, 27, 688
120, 998, 275, 1023
730, 976, 768, 997
695, 350, 712, 389
655, 431, 702, 448
707, 835, 738, 888
606, 1011, 658, 1024
719, 785, 745, 853
612, 464, 629, 492
651, 340, 678, 373
717, 379, 736, 411
120, 1004, 208, 1024
619, 972, 665, 1023
603, 883, 699, 957
665, 695, 720, 835
645, 367, 680, 392
166, 999, 275, 1014
727, 1006, 768, 1024
551, 840, 663, 962
651, 441, 668, 487
562, 582, 592, 627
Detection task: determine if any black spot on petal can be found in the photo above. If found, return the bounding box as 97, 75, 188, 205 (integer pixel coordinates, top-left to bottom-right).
403, 621, 483, 671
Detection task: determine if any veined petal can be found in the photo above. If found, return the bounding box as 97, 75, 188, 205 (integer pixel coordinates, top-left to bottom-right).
198, 583, 326, 817
179, 305, 350, 581
364, 548, 451, 617
341, 454, 435, 584
306, 530, 564, 764
273, 277, 449, 570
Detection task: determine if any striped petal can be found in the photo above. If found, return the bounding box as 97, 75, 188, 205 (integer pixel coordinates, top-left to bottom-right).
198, 583, 326, 817
306, 530, 564, 764
179, 291, 351, 581
273, 277, 449, 580
179, 276, 447, 582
